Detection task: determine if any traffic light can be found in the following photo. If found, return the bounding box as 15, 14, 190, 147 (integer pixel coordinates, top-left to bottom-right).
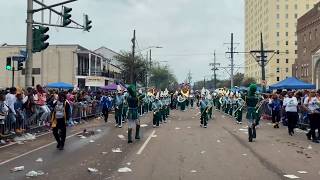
6, 57, 12, 70
62, 6, 72, 27
17, 61, 23, 71
32, 26, 50, 53
84, 14, 92, 31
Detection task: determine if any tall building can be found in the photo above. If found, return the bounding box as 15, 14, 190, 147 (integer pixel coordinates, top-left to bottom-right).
0, 44, 122, 88
293, 2, 320, 88
245, 0, 318, 86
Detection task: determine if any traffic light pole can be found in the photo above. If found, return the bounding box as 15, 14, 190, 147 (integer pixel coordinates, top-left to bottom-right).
25, 0, 34, 88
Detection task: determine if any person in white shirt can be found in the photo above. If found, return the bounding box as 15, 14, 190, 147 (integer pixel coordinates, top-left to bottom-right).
5, 87, 17, 133
303, 91, 320, 143
283, 91, 298, 136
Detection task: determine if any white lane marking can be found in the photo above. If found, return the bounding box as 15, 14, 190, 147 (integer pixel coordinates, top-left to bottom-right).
0, 131, 81, 166
136, 130, 156, 155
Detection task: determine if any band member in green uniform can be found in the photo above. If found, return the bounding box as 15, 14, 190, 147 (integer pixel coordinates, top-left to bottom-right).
127, 85, 140, 143
200, 96, 208, 128
245, 84, 259, 142
152, 95, 161, 127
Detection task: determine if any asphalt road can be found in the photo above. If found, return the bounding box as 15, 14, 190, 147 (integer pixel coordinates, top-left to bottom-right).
0, 108, 320, 180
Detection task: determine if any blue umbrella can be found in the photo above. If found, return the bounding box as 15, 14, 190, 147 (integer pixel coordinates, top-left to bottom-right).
47, 82, 74, 89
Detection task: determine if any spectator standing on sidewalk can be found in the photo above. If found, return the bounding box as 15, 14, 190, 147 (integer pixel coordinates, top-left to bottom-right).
269, 94, 282, 129
14, 93, 26, 133
5, 87, 17, 133
0, 91, 9, 135
101, 92, 112, 123
304, 90, 320, 143
34, 85, 50, 125
283, 91, 298, 136
66, 89, 75, 126
51, 92, 70, 150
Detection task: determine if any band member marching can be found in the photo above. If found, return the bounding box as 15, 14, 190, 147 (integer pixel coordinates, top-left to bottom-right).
245, 84, 259, 142
199, 96, 208, 128
233, 93, 245, 124
126, 85, 140, 143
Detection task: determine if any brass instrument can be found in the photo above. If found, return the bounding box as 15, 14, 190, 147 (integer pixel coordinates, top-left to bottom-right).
255, 98, 267, 113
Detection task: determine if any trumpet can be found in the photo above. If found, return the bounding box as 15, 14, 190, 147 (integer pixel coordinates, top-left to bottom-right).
255, 99, 267, 113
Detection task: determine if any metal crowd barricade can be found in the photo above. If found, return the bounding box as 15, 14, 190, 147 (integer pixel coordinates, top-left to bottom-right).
0, 100, 102, 139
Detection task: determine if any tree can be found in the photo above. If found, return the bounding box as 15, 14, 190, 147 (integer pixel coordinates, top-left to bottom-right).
149, 65, 177, 90
241, 77, 257, 87
233, 73, 244, 87
115, 51, 148, 85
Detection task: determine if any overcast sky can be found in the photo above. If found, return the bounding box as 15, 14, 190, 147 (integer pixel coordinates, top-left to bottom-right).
0, 0, 244, 83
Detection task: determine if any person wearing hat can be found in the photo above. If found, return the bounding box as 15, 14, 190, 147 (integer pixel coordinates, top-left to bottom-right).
199, 95, 208, 128
126, 85, 140, 143
114, 90, 124, 128
235, 93, 245, 124
245, 84, 259, 142
152, 94, 161, 127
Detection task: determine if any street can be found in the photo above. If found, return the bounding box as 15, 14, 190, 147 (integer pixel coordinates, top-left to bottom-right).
0, 108, 320, 180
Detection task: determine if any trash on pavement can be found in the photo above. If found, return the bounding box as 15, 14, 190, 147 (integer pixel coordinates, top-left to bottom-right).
242, 154, 247, 156
17, 141, 24, 145
96, 129, 102, 132
118, 167, 132, 173
102, 152, 108, 155
88, 168, 98, 173
112, 148, 122, 153
307, 145, 312, 150
238, 129, 248, 132
200, 151, 206, 154
175, 127, 181, 130
126, 162, 131, 166
140, 124, 148, 127
118, 135, 125, 139
14, 133, 36, 142
11, 166, 24, 172
190, 170, 197, 173
89, 140, 95, 143
187, 126, 191, 129
217, 140, 221, 143
35, 158, 43, 162
283, 174, 300, 179
152, 134, 157, 138
297, 171, 308, 174
26, 170, 45, 177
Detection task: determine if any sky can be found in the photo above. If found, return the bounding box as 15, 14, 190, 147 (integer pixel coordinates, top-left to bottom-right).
0, 0, 245, 83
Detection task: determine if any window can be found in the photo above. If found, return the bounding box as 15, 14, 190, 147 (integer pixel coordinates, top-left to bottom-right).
286, 59, 289, 63
277, 23, 280, 28
309, 32, 312, 40
286, 23, 289, 28
294, 4, 298, 10
286, 68, 289, 73
277, 77, 280, 81
277, 14, 280, 19
285, 4, 289, 10
277, 32, 280, 37
286, 50, 289, 54
277, 41, 280, 46
295, 50, 298, 54
294, 14, 298, 19
276, 67, 280, 73
306, 4, 310, 10
276, 59, 280, 63
285, 14, 289, 19
295, 41, 297, 45
286, 41, 289, 46
277, 5, 280, 10
285, 32, 289, 36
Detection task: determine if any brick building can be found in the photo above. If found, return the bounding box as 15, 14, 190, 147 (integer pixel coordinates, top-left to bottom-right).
293, 2, 320, 89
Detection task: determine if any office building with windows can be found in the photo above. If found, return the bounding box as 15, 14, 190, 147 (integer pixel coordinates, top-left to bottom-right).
245, 0, 318, 85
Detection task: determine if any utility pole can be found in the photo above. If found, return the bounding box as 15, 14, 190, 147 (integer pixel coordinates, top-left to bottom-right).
225, 33, 235, 89
25, 0, 34, 87
131, 29, 136, 85
210, 50, 220, 89
250, 32, 276, 93
187, 70, 192, 85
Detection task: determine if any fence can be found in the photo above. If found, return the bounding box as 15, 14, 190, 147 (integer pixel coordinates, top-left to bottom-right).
260, 102, 310, 129
0, 100, 102, 138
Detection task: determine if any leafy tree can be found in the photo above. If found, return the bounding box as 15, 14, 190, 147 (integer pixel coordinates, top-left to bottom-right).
241, 77, 257, 87
115, 51, 148, 84
149, 65, 177, 90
